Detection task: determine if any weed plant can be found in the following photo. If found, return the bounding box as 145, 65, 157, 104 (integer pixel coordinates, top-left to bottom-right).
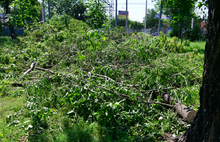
0, 15, 204, 141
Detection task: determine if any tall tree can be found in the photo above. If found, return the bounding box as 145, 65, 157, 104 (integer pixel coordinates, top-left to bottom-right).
154, 0, 196, 42
0, 0, 40, 39
1, 0, 16, 39
85, 0, 108, 29
144, 9, 160, 29
176, 0, 220, 141
49, 0, 86, 21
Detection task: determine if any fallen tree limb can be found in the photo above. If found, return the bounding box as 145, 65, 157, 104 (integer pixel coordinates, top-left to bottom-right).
35, 67, 55, 74
28, 77, 40, 80
11, 82, 23, 87
21, 62, 55, 81
161, 93, 196, 123
140, 101, 174, 108
92, 83, 174, 108
62, 73, 77, 85
148, 87, 156, 103
61, 72, 197, 123
142, 87, 175, 94
23, 62, 36, 76
77, 76, 173, 108
174, 103, 197, 124
92, 84, 130, 98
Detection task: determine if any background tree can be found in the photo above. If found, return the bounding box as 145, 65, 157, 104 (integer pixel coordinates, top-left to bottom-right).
170, 14, 204, 41
143, 8, 171, 34
85, 0, 108, 29
0, 0, 40, 39
154, 0, 196, 42
0, 0, 16, 39
129, 20, 144, 32
183, 15, 204, 41
49, 0, 86, 21
110, 18, 144, 32
165, 0, 196, 43
144, 9, 159, 29
176, 0, 220, 141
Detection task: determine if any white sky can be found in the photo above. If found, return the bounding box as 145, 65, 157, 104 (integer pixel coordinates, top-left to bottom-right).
113, 0, 156, 23
110, 0, 208, 23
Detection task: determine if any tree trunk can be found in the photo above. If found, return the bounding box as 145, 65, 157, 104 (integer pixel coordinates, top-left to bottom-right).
178, 23, 181, 39
181, 22, 183, 44
4, 0, 16, 39
8, 24, 16, 39
4, 0, 10, 14
177, 0, 220, 141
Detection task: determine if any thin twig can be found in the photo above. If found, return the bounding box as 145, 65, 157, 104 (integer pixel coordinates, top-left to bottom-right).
62, 73, 76, 84
148, 87, 156, 103
63, 73, 174, 109
92, 84, 130, 98
139, 101, 174, 108
28, 77, 40, 80
169, 64, 202, 79
93, 73, 139, 87
92, 82, 173, 107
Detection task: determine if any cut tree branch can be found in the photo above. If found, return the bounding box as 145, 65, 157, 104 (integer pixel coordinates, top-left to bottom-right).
21, 62, 55, 81
138, 100, 174, 108
23, 62, 36, 76
35, 67, 55, 74
92, 84, 130, 98
11, 82, 23, 87
142, 87, 175, 94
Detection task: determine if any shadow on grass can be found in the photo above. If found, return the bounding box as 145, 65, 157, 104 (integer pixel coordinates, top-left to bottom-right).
27, 119, 161, 142
28, 119, 105, 142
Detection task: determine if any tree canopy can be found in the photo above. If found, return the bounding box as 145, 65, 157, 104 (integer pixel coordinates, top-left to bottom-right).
0, 0, 40, 26
48, 0, 86, 21
145, 9, 159, 29
0, 0, 40, 39
110, 18, 144, 32
163, 0, 196, 24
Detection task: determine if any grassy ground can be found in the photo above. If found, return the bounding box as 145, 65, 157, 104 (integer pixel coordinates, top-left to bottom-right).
0, 19, 205, 142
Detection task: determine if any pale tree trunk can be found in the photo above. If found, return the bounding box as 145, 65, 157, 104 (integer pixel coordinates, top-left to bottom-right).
176, 0, 220, 141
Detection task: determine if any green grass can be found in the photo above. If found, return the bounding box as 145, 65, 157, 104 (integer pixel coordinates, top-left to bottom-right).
0, 16, 206, 142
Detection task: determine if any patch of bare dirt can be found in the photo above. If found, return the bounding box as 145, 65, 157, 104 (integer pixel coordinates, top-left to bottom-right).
162, 133, 175, 142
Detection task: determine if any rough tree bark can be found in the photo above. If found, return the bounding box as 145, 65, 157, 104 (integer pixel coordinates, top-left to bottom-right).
177, 0, 220, 141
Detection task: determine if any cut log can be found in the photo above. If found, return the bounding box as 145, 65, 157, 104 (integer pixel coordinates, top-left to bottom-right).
174, 103, 197, 124
161, 93, 197, 124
